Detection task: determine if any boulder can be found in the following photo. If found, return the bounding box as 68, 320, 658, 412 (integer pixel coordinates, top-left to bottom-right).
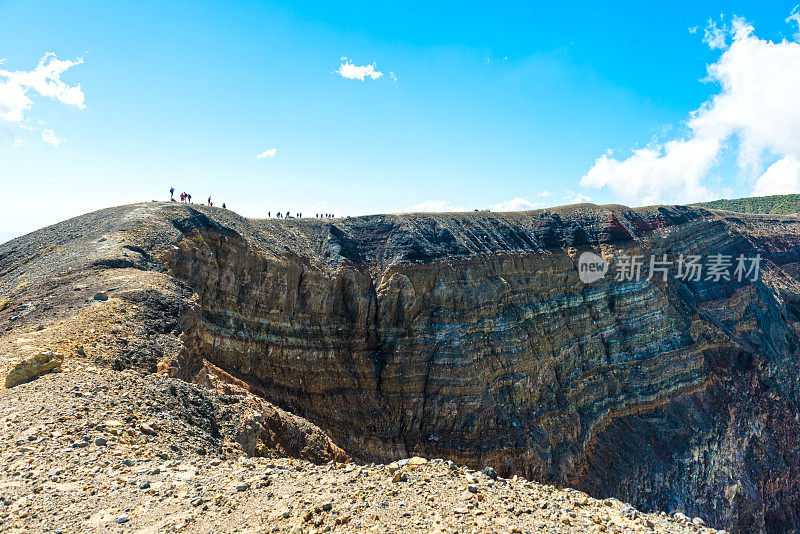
4, 352, 64, 388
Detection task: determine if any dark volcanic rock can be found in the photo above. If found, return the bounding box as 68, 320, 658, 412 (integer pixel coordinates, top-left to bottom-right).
3, 201, 800, 533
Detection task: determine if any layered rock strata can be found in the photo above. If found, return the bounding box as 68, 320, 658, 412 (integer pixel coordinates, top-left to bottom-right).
3, 202, 800, 532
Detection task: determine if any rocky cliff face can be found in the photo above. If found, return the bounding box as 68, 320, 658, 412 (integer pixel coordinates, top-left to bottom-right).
3, 202, 800, 533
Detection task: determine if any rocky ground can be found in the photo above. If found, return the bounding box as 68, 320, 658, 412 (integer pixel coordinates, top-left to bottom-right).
0, 363, 723, 534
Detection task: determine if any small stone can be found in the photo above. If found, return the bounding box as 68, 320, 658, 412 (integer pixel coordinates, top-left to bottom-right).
387, 462, 401, 474
93, 292, 108, 301
138, 480, 150, 489
321, 501, 333, 511
693, 517, 706, 526
191, 497, 203, 507
209, 458, 222, 466
94, 437, 107, 446
72, 441, 89, 449
122, 459, 135, 467
116, 514, 129, 524
620, 505, 638, 519
391, 471, 408, 483
235, 483, 250, 492
468, 484, 479, 494
139, 423, 156, 435
481, 467, 498, 480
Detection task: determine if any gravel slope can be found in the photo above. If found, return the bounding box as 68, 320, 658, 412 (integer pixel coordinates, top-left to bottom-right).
0, 363, 722, 534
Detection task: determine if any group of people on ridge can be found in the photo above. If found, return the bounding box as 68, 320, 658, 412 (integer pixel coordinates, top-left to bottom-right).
170, 188, 225, 209
171, 188, 339, 219
268, 211, 302, 218
170, 188, 192, 204
265, 212, 336, 219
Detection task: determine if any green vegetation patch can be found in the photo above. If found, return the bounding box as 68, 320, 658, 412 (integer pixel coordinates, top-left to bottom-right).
694, 194, 800, 215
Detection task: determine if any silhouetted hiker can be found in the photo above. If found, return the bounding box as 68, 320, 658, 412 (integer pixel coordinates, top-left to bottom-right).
222, 203, 226, 209
286, 211, 290, 218
180, 192, 186, 203
267, 211, 270, 217
170, 187, 175, 200
277, 212, 281, 218
208, 196, 212, 206
187, 193, 192, 203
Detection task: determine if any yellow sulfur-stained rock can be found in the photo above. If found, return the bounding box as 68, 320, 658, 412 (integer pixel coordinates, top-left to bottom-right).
4, 351, 64, 388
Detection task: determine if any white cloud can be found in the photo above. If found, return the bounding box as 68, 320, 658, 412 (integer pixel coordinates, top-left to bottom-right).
788, 5, 800, 41
538, 190, 553, 197
753, 155, 800, 196
337, 57, 383, 81
581, 13, 800, 205
564, 190, 592, 204
0, 53, 84, 145
405, 200, 463, 213
488, 197, 545, 211
256, 148, 277, 159
41, 128, 63, 147
581, 139, 719, 205
703, 17, 728, 49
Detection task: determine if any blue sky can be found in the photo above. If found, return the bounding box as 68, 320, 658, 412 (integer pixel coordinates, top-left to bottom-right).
2, 1, 800, 242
